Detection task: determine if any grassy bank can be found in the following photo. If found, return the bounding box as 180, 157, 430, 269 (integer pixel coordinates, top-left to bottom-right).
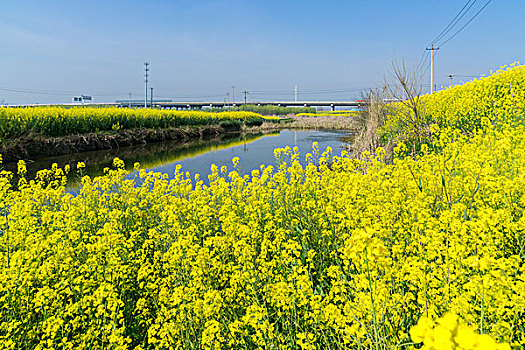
296, 110, 361, 117
0, 125, 229, 163
354, 63, 525, 157
250, 114, 360, 131
2, 131, 277, 186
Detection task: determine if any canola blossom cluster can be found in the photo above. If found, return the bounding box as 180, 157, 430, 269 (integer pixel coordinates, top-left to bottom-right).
410, 313, 510, 350
0, 107, 264, 139
382, 62, 525, 149
1, 65, 524, 349
423, 63, 524, 131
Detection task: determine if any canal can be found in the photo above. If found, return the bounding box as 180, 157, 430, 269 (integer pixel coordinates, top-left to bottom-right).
3, 129, 353, 185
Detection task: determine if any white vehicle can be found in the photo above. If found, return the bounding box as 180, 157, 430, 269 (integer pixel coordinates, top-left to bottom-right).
72, 95, 93, 104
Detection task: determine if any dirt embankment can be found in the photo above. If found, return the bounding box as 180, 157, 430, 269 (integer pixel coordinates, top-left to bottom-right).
249, 115, 360, 131
0, 126, 223, 163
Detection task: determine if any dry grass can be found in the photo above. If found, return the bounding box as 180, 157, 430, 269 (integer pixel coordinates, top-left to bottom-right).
246, 114, 360, 131
349, 91, 393, 159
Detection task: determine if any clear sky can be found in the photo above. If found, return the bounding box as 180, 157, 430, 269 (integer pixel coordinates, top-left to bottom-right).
1, 0, 523, 104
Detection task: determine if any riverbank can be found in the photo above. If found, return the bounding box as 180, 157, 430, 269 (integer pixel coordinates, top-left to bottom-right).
0, 114, 358, 163
0, 106, 267, 162
0, 125, 224, 162
247, 114, 360, 131
1, 130, 284, 185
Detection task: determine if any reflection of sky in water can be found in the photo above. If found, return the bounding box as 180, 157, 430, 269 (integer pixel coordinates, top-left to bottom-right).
5, 129, 352, 194
150, 129, 350, 179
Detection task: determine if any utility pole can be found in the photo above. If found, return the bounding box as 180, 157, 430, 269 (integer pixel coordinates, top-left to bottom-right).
226, 92, 230, 110
243, 90, 248, 111
150, 87, 153, 108
449, 74, 453, 87
294, 85, 298, 102
231, 86, 235, 106
129, 93, 132, 108
144, 62, 150, 108
426, 45, 439, 94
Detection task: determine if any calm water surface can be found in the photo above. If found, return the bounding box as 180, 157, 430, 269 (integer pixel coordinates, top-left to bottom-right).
4, 129, 352, 184
151, 129, 351, 179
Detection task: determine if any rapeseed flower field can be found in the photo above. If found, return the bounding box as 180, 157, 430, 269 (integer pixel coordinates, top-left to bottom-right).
0, 107, 264, 139
1, 65, 524, 349
381, 62, 525, 152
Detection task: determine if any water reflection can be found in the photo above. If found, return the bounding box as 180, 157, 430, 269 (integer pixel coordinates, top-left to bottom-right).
3, 129, 353, 185
149, 129, 352, 180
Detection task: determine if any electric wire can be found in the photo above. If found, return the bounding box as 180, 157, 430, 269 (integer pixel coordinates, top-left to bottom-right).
2, 85, 372, 103
429, 0, 478, 46
417, 0, 491, 90
416, 1, 476, 74
438, 0, 493, 47
0, 87, 144, 97
416, 50, 430, 76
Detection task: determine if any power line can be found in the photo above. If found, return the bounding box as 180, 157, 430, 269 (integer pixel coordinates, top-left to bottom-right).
442, 74, 480, 78
155, 94, 226, 99
418, 0, 474, 84
1, 85, 371, 102
0, 87, 139, 97
0, 88, 73, 96
439, 0, 493, 47
429, 0, 478, 46
251, 87, 370, 94
417, 0, 491, 88
416, 50, 430, 76
422, 50, 435, 80
302, 87, 370, 93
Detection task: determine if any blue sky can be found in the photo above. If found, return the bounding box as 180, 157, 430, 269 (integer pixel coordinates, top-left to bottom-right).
0, 0, 523, 104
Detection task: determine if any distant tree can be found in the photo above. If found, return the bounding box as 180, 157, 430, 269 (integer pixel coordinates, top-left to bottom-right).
385, 58, 428, 145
